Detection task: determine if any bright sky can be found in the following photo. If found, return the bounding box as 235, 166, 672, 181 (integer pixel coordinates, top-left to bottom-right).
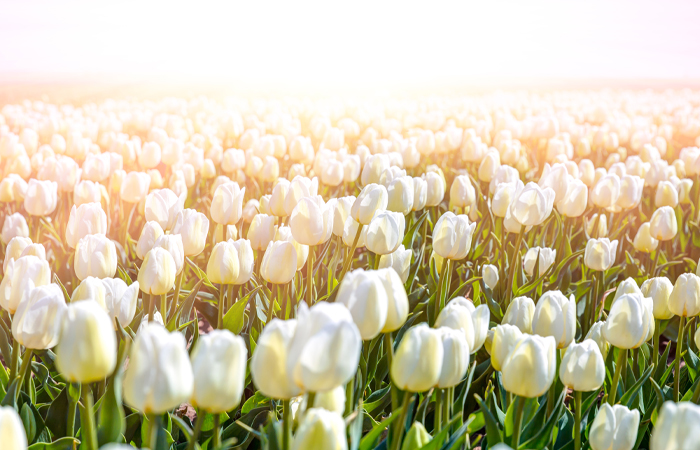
1, 0, 699, 91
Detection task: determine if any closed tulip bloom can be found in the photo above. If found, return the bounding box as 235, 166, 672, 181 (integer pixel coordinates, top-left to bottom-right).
284, 176, 319, 216
172, 209, 209, 257
248, 213, 277, 250
668, 273, 700, 317
55, 301, 117, 383
650, 402, 700, 450
211, 182, 245, 226
482, 264, 499, 290
65, 202, 108, 249
365, 210, 405, 255
387, 175, 414, 214
12, 283, 66, 349
478, 150, 501, 182
138, 247, 176, 296
276, 226, 309, 270
489, 165, 520, 195
136, 221, 164, 259
585, 321, 610, 359
153, 234, 185, 275
538, 163, 571, 203
378, 245, 412, 283
120, 171, 151, 203
532, 290, 576, 348
269, 178, 290, 217
145, 188, 185, 231
501, 334, 557, 398
502, 296, 536, 333
24, 178, 58, 216
412, 176, 428, 211
391, 323, 444, 392
292, 408, 347, 450
201, 158, 216, 179
589, 403, 639, 450
489, 324, 523, 371
321, 159, 344, 186
523, 247, 556, 278
343, 155, 361, 182
102, 278, 139, 329
559, 340, 605, 391
617, 175, 644, 209
508, 182, 555, 227
336, 269, 388, 340
1, 212, 29, 244
611, 277, 642, 305
677, 178, 693, 204
450, 175, 476, 209
586, 213, 608, 238
604, 292, 654, 349
361, 154, 391, 186
206, 240, 240, 285
0, 255, 51, 314
190, 329, 247, 413
242, 199, 260, 223
261, 240, 297, 284
123, 323, 193, 414
139, 141, 161, 169
3, 236, 31, 272
401, 422, 432, 450
73, 180, 103, 207
342, 217, 367, 248
71, 276, 107, 309
633, 222, 658, 253
287, 302, 362, 392
556, 178, 588, 217
352, 183, 388, 225
290, 196, 334, 246
584, 238, 618, 271
38, 155, 80, 192
251, 318, 300, 399
641, 277, 674, 320
432, 212, 476, 260
655, 180, 679, 208
0, 174, 27, 203
435, 297, 490, 353
649, 206, 678, 241
75, 234, 117, 280
0, 406, 27, 450
590, 173, 621, 210
436, 327, 470, 388
423, 171, 446, 207
491, 180, 520, 218
332, 196, 355, 237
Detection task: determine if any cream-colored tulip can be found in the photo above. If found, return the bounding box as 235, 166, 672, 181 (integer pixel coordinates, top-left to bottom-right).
120, 171, 151, 203
436, 327, 471, 388
502, 296, 535, 333
508, 182, 555, 227
412, 177, 427, 211
668, 273, 700, 317
604, 292, 654, 349
655, 180, 679, 208
586, 213, 608, 238
584, 238, 618, 271
136, 221, 164, 260
650, 401, 700, 450
391, 323, 443, 392
24, 178, 58, 216
556, 177, 588, 217
12, 283, 66, 349
523, 247, 556, 278
378, 245, 412, 283
482, 264, 499, 290
649, 206, 678, 241
261, 240, 297, 284
250, 318, 300, 399
450, 175, 476, 209
559, 340, 605, 391
432, 212, 476, 260
387, 175, 415, 214
361, 154, 390, 186
211, 182, 246, 225
342, 216, 367, 248
590, 173, 621, 210
611, 277, 642, 305
2, 236, 31, 272
489, 324, 523, 371
172, 209, 210, 257
75, 234, 117, 280
0, 255, 51, 314
290, 195, 334, 246
153, 234, 185, 275
269, 178, 291, 217
617, 175, 644, 210
291, 408, 347, 450
501, 334, 557, 398
65, 202, 108, 249
365, 210, 405, 255
332, 196, 355, 237
423, 171, 446, 207
0, 406, 27, 450
538, 162, 571, 203
585, 321, 610, 359
351, 183, 388, 225
145, 188, 185, 231
1, 212, 29, 244
206, 240, 240, 285
589, 403, 639, 450
478, 150, 500, 182
138, 247, 177, 296
284, 176, 318, 216
641, 277, 674, 320
532, 290, 576, 348
73, 180, 103, 207
633, 222, 658, 253
247, 213, 277, 251
434, 297, 490, 353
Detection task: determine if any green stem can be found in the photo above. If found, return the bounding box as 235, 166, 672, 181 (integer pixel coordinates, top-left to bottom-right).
282, 399, 291, 450
186, 410, 205, 450
9, 339, 19, 381
385, 332, 399, 411
546, 349, 560, 417
574, 391, 582, 450
391, 391, 413, 450
511, 395, 526, 449
172, 269, 185, 319
435, 389, 443, 432
433, 258, 450, 326
160, 294, 167, 322
653, 319, 660, 372
338, 224, 363, 284
608, 347, 627, 405
307, 391, 316, 411
372, 253, 381, 270
505, 225, 525, 306
217, 284, 226, 329
80, 384, 98, 450
148, 293, 155, 322
15, 348, 34, 402
675, 315, 686, 402
266, 284, 277, 325
67, 392, 77, 437
213, 413, 221, 450
307, 246, 316, 305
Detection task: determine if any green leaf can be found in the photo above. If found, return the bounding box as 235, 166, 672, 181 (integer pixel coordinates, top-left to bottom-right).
187, 257, 216, 289
166, 279, 203, 331
620, 363, 654, 406
242, 390, 270, 414
222, 297, 250, 335
474, 394, 502, 446
21, 402, 37, 443
358, 405, 404, 450
27, 437, 80, 450
519, 390, 566, 450
97, 368, 126, 445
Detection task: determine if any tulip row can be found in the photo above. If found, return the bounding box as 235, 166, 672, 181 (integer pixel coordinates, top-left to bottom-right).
1, 92, 700, 450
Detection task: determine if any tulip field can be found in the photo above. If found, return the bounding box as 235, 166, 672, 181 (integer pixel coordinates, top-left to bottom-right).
2, 91, 700, 450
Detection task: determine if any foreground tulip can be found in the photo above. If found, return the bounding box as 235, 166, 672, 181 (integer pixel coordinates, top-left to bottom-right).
153, 234, 185, 275
138, 247, 177, 297
668, 273, 700, 317
432, 212, 476, 260
508, 182, 555, 227
436, 327, 470, 388
633, 222, 658, 253
55, 301, 117, 383
649, 206, 678, 241
287, 302, 362, 392
1, 212, 29, 244
502, 296, 536, 333
0, 406, 27, 450
559, 340, 605, 391
434, 297, 489, 354
190, 329, 247, 413
24, 178, 58, 216
211, 182, 245, 225
291, 408, 347, 450
401, 422, 432, 450
366, 210, 405, 255
123, 323, 193, 414
251, 318, 300, 399
501, 334, 557, 397
352, 183, 388, 225
102, 278, 139, 329
290, 196, 334, 246
261, 240, 297, 284
391, 324, 443, 392
172, 209, 210, 256
75, 234, 117, 280
604, 292, 653, 349
532, 290, 576, 348
650, 402, 700, 450
489, 324, 522, 371
584, 238, 618, 271
0, 255, 51, 314
12, 283, 66, 349
65, 202, 108, 249
589, 403, 639, 450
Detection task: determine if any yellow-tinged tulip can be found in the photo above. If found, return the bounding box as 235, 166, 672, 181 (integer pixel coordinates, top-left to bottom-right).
556, 178, 588, 217
1, 212, 29, 244
423, 171, 445, 207
206, 240, 240, 285
434, 297, 489, 354
611, 277, 642, 305
138, 247, 176, 296
391, 324, 443, 392
24, 178, 58, 216
450, 175, 476, 209
0, 255, 51, 314
366, 210, 405, 256
378, 245, 412, 283
482, 264, 499, 291
559, 340, 605, 391
655, 180, 679, 208
136, 221, 164, 260
290, 195, 334, 246
489, 324, 522, 371
284, 176, 318, 216
584, 238, 618, 271
387, 175, 415, 214
145, 188, 185, 231
436, 327, 470, 388
269, 178, 290, 217
538, 162, 571, 203
604, 292, 654, 349
12, 283, 66, 350
523, 247, 556, 278
120, 171, 151, 203
585, 321, 610, 359
633, 222, 659, 253
250, 318, 300, 399
154, 234, 185, 275
589, 403, 639, 450
0, 406, 28, 450
172, 209, 210, 257
508, 182, 555, 227
501, 334, 557, 398
532, 290, 576, 348
211, 182, 245, 226
65, 202, 107, 249
617, 175, 644, 210
291, 408, 347, 450
75, 234, 117, 280
2, 236, 31, 272
650, 401, 700, 450
432, 212, 476, 260
668, 273, 700, 317
261, 240, 297, 284
247, 213, 277, 251
502, 296, 535, 334
55, 301, 117, 383
649, 206, 678, 241
351, 183, 388, 225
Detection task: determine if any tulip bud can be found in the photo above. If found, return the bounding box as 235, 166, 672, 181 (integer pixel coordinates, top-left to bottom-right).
352, 183, 388, 225
436, 327, 470, 388
450, 175, 476, 209
412, 177, 427, 211
172, 209, 210, 257
365, 210, 405, 255
0, 406, 28, 450
261, 240, 297, 284
73, 180, 104, 207
617, 175, 644, 210
269, 178, 290, 217
502, 296, 535, 333
489, 324, 523, 371
248, 213, 277, 251
532, 290, 576, 348
342, 216, 367, 248
12, 283, 66, 349
538, 163, 571, 203
391, 323, 443, 392
641, 277, 674, 320
559, 340, 605, 391
589, 403, 639, 450
276, 226, 309, 270
291, 408, 347, 450
501, 334, 557, 398
432, 212, 476, 260
491, 180, 521, 218
332, 196, 355, 237
423, 171, 446, 207
556, 178, 588, 217
24, 178, 58, 216
633, 222, 659, 253
190, 329, 247, 413
611, 277, 642, 305
55, 301, 117, 383
585, 321, 610, 359
65, 202, 108, 249
206, 240, 240, 285
378, 245, 412, 283
138, 247, 177, 296
321, 159, 344, 186
145, 188, 185, 231
211, 182, 245, 226
509, 182, 555, 226
75, 234, 117, 280
522, 247, 556, 278
153, 234, 185, 275
284, 176, 318, 216
0, 174, 28, 203
3, 236, 32, 272
668, 273, 700, 317
434, 297, 489, 353
584, 238, 618, 271
387, 175, 415, 214
242, 199, 260, 223
1, 212, 29, 244
478, 150, 500, 182
123, 323, 193, 413
655, 180, 679, 208
604, 292, 654, 349
139, 141, 161, 169
120, 171, 151, 203
401, 422, 432, 450
361, 154, 391, 186
649, 206, 678, 241
251, 318, 300, 399
590, 174, 621, 210
0, 255, 52, 314
482, 264, 499, 291
290, 196, 334, 246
